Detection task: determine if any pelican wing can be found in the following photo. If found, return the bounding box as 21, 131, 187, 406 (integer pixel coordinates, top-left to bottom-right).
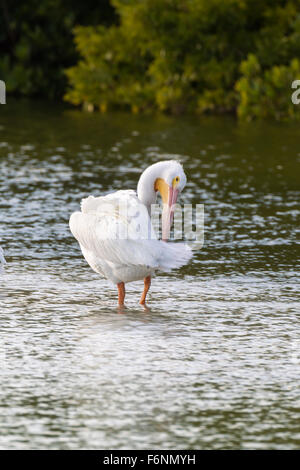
70, 190, 192, 271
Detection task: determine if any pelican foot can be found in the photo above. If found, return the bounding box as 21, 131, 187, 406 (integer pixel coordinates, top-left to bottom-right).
139, 301, 151, 312
117, 305, 127, 314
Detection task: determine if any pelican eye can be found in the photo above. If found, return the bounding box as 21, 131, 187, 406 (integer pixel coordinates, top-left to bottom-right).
172, 176, 180, 187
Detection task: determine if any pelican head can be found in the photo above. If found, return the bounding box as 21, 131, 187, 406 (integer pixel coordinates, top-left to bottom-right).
137, 160, 187, 241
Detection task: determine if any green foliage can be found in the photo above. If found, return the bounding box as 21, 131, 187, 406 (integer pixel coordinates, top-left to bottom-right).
65, 0, 300, 119
0, 0, 116, 99
2, 0, 300, 118
236, 55, 300, 120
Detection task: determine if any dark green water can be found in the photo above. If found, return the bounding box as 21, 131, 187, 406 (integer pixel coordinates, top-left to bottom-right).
0, 100, 299, 449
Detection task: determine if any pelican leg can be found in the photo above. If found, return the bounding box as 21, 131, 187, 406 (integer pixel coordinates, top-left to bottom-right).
140, 275, 151, 305
117, 282, 126, 306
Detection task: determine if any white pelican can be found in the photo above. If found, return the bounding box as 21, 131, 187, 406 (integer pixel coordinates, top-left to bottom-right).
0, 246, 6, 273
70, 160, 192, 306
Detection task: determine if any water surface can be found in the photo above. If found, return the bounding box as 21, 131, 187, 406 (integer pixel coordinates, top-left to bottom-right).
0, 100, 299, 449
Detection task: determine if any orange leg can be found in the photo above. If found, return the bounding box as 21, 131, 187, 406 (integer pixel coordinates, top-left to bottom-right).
117, 282, 125, 306
140, 275, 151, 305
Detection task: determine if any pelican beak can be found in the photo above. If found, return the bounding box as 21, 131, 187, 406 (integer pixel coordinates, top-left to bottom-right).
155, 178, 179, 242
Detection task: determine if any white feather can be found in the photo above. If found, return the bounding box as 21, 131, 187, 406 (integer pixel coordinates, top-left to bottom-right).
70, 187, 192, 284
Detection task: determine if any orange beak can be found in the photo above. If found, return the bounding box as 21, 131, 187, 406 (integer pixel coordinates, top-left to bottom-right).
155, 178, 179, 242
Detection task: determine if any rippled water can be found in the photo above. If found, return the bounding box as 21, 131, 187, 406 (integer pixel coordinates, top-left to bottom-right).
0, 100, 299, 449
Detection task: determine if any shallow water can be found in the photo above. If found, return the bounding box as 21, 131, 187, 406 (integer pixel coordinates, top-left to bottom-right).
0, 100, 299, 449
